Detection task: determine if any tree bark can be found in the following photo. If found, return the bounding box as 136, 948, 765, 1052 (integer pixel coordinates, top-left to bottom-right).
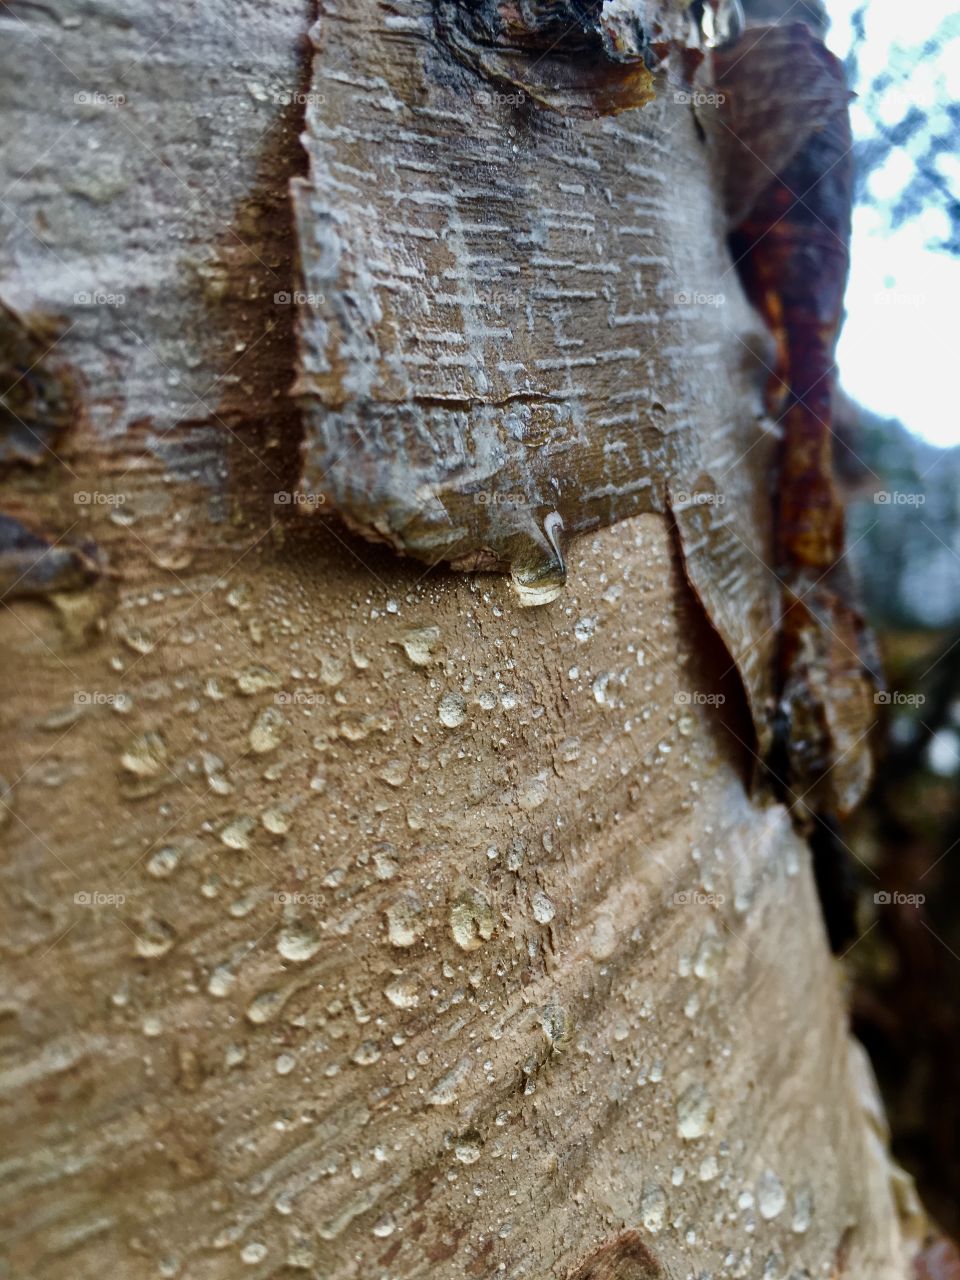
0, 0, 927, 1277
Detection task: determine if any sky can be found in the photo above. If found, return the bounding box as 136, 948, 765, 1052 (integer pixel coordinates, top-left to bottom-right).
824, 0, 960, 446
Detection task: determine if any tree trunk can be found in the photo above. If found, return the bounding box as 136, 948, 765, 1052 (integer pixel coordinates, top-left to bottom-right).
0, 0, 928, 1277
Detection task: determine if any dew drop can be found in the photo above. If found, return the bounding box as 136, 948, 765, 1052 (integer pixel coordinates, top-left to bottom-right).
450, 886, 495, 951
246, 989, 289, 1024
207, 966, 235, 998
589, 913, 617, 960
531, 889, 555, 925
379, 758, 408, 787
640, 1182, 667, 1233
261, 805, 291, 835
791, 1184, 813, 1233
385, 977, 419, 1008
454, 1130, 483, 1164
574, 615, 597, 642
277, 927, 322, 963
386, 894, 423, 948
146, 845, 181, 878
438, 691, 467, 729
396, 625, 440, 667
353, 1039, 381, 1066
427, 1056, 472, 1106
134, 916, 176, 959
757, 1169, 786, 1220
676, 1083, 715, 1140
249, 706, 286, 755
693, 933, 725, 981
220, 814, 255, 850
236, 664, 282, 694
538, 1003, 574, 1051
510, 512, 566, 607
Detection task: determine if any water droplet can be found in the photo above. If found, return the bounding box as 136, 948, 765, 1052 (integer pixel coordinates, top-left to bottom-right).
379, 758, 408, 787
756, 1169, 786, 1220
676, 1083, 714, 1139
574, 615, 597, 642
693, 933, 725, 981
220, 814, 255, 850
373, 846, 399, 879
278, 927, 322, 963
246, 988, 290, 1024
427, 1055, 471, 1106
146, 845, 180, 878
538, 1003, 574, 1051
510, 513, 566, 607
385, 976, 419, 1008
353, 1039, 381, 1066
240, 1242, 267, 1265
450, 886, 495, 951
592, 673, 612, 704
261, 804, 291, 835
236, 664, 281, 695
386, 894, 423, 947
120, 732, 169, 797
395, 625, 440, 667
454, 1130, 483, 1164
275, 1053, 296, 1075
249, 706, 286, 754
517, 773, 549, 810
208, 965, 234, 998
319, 653, 345, 687
200, 751, 232, 795
438, 691, 467, 728
531, 889, 555, 925
791, 1184, 813, 1233
134, 916, 176, 959
640, 1182, 667, 1233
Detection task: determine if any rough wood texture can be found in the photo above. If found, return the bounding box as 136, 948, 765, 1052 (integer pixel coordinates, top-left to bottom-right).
0, 0, 925, 1277
292, 0, 780, 742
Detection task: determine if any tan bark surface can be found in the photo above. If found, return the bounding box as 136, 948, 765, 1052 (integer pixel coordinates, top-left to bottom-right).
0, 0, 923, 1277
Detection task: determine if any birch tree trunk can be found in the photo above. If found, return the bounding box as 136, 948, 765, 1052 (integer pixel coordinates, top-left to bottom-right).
0, 1, 930, 1277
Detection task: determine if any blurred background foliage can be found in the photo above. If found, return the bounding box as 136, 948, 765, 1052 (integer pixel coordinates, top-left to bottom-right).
825, 0, 960, 1237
